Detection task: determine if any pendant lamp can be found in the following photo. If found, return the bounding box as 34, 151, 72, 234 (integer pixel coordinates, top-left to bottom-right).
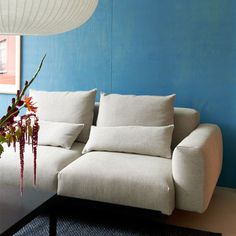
0, 0, 99, 35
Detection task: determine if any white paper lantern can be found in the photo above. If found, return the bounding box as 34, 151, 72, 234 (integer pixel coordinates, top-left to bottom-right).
0, 0, 99, 35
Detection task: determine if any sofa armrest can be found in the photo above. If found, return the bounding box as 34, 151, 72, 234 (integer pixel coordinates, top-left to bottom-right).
172, 124, 223, 213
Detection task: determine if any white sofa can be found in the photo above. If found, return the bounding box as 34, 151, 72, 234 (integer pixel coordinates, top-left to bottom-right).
0, 92, 223, 216
57, 104, 223, 215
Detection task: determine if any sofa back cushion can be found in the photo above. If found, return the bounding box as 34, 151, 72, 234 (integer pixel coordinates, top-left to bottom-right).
97, 93, 176, 127
93, 103, 200, 149
171, 108, 200, 148
30, 89, 96, 143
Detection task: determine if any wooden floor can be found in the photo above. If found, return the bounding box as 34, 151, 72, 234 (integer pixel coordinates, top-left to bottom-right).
164, 187, 236, 236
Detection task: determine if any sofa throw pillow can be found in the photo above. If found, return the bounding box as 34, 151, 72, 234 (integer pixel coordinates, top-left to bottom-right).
82, 125, 174, 158
38, 120, 84, 149
97, 93, 175, 127
29, 89, 96, 143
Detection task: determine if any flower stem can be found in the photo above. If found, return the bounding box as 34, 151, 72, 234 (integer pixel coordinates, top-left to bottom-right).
19, 54, 46, 100
0, 55, 46, 127
0, 107, 24, 127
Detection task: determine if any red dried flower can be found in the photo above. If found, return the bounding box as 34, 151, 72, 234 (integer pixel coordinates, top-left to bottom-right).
0, 54, 46, 195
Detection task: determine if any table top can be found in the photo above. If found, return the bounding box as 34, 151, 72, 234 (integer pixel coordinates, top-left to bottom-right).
0, 185, 55, 235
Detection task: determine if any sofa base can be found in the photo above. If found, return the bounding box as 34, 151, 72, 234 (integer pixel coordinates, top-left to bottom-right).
51, 195, 164, 220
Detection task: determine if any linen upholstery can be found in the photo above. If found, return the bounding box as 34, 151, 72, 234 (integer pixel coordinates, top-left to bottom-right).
38, 121, 84, 149
83, 125, 174, 158
58, 151, 175, 215
97, 93, 175, 127
30, 89, 96, 143
0, 142, 85, 192
172, 124, 223, 213
172, 108, 200, 148
93, 104, 200, 149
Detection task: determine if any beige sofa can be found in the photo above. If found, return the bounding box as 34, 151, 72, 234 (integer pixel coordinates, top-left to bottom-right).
57, 104, 222, 215
0, 93, 223, 216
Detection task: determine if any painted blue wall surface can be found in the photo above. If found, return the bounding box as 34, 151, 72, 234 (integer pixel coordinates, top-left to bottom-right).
0, 0, 235, 187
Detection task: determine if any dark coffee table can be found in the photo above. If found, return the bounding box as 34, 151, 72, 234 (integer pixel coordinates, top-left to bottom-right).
0, 185, 56, 236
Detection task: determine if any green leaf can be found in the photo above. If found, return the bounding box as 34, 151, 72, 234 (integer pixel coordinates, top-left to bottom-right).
28, 125, 33, 137
0, 135, 6, 143
0, 144, 4, 157
15, 128, 21, 140
5, 133, 11, 140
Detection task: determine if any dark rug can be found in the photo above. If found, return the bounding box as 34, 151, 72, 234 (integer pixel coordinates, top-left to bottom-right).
14, 214, 221, 236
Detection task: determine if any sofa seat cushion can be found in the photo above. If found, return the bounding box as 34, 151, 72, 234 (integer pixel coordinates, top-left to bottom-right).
58, 151, 175, 215
0, 142, 85, 192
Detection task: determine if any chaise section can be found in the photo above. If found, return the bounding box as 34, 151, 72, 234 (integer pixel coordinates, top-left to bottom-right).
172, 124, 223, 213
0, 142, 85, 192
58, 151, 175, 215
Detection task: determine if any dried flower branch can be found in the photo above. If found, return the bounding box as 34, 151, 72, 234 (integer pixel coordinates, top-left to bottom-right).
0, 54, 46, 194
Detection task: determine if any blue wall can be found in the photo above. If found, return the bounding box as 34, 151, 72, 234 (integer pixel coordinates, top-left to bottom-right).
0, 0, 235, 188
